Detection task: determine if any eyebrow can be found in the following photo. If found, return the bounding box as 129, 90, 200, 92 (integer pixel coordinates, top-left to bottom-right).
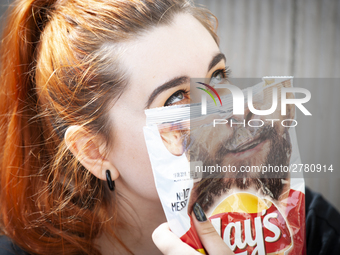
145, 52, 226, 108
208, 52, 226, 72
145, 76, 189, 108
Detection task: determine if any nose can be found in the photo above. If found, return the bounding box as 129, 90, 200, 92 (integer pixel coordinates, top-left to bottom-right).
229, 104, 253, 124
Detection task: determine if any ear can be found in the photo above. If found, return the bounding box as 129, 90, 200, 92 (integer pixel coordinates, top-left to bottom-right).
282, 81, 296, 126
159, 128, 184, 156
284, 92, 296, 120
64, 125, 119, 181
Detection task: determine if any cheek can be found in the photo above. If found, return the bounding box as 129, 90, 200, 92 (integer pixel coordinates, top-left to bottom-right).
108, 120, 159, 200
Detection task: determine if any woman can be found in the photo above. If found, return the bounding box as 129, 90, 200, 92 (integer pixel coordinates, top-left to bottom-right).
0, 0, 233, 254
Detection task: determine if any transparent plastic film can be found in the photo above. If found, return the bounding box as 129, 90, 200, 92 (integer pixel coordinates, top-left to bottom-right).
144, 77, 305, 255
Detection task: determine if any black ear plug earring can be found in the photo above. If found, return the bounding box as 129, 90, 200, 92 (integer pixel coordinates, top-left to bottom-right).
106, 170, 115, 191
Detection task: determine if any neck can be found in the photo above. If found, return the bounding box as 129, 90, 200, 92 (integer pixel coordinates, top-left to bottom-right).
97, 184, 166, 255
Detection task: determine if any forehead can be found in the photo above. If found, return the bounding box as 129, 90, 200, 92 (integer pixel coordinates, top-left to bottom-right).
119, 12, 220, 98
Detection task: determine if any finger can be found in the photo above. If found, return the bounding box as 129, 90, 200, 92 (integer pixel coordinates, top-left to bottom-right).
192, 203, 234, 255
152, 222, 201, 255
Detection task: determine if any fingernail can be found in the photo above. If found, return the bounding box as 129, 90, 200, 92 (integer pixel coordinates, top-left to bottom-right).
193, 203, 207, 222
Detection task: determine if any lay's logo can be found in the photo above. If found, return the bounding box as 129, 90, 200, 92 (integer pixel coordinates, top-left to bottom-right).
209, 193, 292, 255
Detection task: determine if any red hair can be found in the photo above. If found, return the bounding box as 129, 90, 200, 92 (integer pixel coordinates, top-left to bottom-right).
0, 0, 218, 254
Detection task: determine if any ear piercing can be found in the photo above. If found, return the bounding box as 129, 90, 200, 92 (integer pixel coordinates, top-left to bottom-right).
106, 170, 115, 191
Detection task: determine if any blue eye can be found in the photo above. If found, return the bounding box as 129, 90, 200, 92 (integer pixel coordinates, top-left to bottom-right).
164, 90, 189, 106
210, 67, 231, 85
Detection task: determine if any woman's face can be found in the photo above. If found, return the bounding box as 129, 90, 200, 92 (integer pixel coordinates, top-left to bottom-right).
106, 13, 227, 202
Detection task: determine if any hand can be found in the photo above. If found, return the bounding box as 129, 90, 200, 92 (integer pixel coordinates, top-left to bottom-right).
152, 203, 234, 255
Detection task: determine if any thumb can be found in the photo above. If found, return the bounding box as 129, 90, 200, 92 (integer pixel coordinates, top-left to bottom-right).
192, 203, 234, 255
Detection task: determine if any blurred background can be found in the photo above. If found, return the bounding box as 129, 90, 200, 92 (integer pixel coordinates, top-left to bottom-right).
0, 0, 339, 211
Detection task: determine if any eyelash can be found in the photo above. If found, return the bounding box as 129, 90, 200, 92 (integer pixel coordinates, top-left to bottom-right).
164, 67, 231, 106
164, 89, 190, 107
211, 66, 231, 81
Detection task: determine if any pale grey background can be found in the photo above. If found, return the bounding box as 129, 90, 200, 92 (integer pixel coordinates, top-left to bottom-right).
0, 0, 339, 211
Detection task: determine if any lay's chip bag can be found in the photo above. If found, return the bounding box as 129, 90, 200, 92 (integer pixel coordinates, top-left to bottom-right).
144, 77, 305, 254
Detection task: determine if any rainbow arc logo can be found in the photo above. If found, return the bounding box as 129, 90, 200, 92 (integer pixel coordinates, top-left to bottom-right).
196, 82, 223, 106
